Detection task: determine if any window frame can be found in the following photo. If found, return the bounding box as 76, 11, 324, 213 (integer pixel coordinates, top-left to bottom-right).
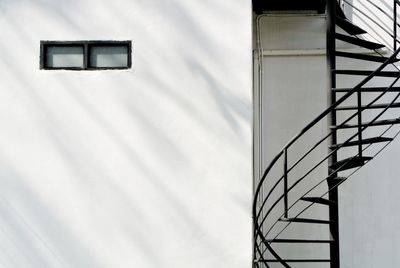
40, 40, 132, 70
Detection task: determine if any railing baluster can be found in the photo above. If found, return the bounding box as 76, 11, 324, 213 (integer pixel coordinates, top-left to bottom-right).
357, 89, 363, 157
284, 149, 288, 218
395, 0, 398, 51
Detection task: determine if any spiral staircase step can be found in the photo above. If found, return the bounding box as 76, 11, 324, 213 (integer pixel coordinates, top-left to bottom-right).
335, 50, 400, 63
333, 69, 400, 77
329, 156, 372, 172
300, 197, 337, 206
335, 103, 400, 110
279, 217, 335, 224
330, 137, 393, 149
266, 238, 334, 243
258, 259, 331, 263
333, 86, 400, 92
336, 16, 367, 35
331, 118, 400, 129
335, 33, 385, 50
335, 1, 346, 19
327, 176, 346, 187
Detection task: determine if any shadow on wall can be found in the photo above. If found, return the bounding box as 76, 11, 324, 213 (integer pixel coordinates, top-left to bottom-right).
0, 0, 251, 267
0, 159, 101, 268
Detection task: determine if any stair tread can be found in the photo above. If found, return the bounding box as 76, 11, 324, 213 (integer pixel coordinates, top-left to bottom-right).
331, 118, 400, 129
335, 51, 400, 63
333, 69, 400, 77
327, 176, 346, 187
259, 259, 331, 263
335, 33, 385, 50
335, 1, 346, 18
330, 156, 372, 171
266, 238, 334, 243
336, 102, 400, 110
333, 86, 400, 92
336, 16, 367, 35
327, 176, 346, 181
279, 217, 335, 224
300, 197, 337, 206
330, 137, 393, 149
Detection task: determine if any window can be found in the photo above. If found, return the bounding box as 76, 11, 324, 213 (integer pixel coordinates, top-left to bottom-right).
46, 45, 84, 68
40, 41, 132, 70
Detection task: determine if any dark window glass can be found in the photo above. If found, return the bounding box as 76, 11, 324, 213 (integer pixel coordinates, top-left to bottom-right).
41, 41, 131, 70
89, 45, 129, 68
46, 45, 84, 68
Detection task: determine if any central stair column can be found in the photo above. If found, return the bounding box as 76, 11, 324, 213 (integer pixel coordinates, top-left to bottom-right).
327, 0, 340, 267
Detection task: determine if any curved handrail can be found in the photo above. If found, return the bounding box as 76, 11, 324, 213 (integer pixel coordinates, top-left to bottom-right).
261, 74, 400, 244
258, 69, 400, 227
269, 113, 400, 245
254, 45, 400, 218
253, 1, 400, 266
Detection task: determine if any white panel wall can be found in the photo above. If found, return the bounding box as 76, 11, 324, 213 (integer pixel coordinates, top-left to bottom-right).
254, 15, 331, 268
0, 1, 252, 268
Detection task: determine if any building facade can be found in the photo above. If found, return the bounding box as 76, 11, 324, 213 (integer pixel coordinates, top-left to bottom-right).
0, 0, 399, 267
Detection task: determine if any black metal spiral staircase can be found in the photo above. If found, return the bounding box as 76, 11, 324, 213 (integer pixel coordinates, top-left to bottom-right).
253, 0, 400, 267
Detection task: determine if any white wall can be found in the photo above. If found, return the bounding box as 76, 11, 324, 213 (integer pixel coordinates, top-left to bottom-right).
254, 15, 331, 268
0, 1, 253, 268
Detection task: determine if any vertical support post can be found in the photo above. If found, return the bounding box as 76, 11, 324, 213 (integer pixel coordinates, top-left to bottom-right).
395, 0, 398, 51
327, 1, 340, 268
283, 149, 288, 218
357, 90, 363, 157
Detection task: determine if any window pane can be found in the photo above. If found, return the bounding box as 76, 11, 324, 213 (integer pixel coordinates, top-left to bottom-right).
46, 46, 84, 68
89, 46, 129, 68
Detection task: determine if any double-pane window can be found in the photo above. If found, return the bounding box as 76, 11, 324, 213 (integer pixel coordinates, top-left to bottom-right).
41, 41, 132, 70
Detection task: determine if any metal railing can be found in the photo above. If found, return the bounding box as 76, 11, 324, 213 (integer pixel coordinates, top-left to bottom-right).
253, 0, 400, 266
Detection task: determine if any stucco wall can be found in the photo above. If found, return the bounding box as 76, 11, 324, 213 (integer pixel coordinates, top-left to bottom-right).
254, 15, 331, 268
0, 1, 253, 267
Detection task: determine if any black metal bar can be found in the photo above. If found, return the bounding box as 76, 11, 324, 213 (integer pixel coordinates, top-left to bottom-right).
327, 0, 337, 175
395, 0, 398, 50
327, 1, 340, 267
284, 149, 288, 218
357, 90, 363, 157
